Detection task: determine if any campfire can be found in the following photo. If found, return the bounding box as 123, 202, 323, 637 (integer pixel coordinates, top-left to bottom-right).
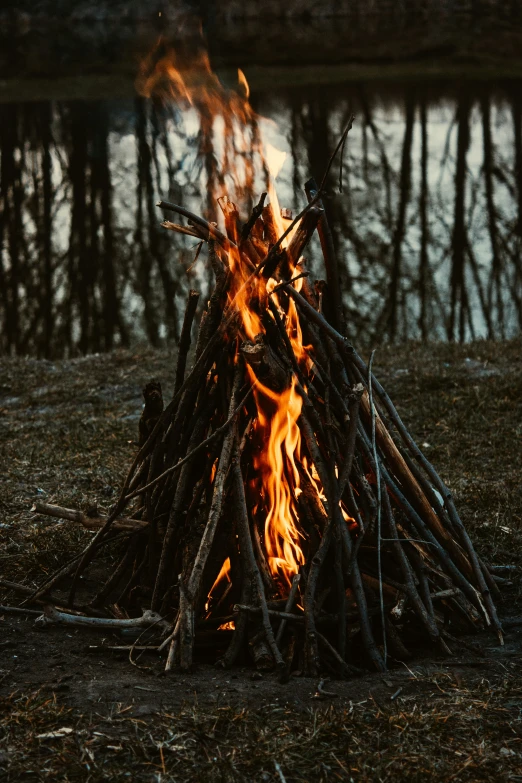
29, 40, 502, 678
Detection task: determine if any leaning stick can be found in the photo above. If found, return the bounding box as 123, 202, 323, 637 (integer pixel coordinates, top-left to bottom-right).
275, 573, 301, 645
64, 334, 222, 605
151, 393, 220, 611
257, 117, 354, 274
305, 176, 344, 333
235, 605, 304, 624
337, 383, 364, 499
231, 441, 284, 672
358, 388, 471, 576
241, 191, 267, 243
90, 537, 140, 607
300, 408, 386, 673
174, 289, 200, 393
178, 576, 194, 671
297, 414, 342, 673
24, 531, 130, 604
161, 366, 243, 667
185, 366, 243, 605
382, 489, 440, 643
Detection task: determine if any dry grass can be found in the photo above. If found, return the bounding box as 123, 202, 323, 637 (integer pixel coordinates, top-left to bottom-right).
1, 340, 522, 781
1, 671, 522, 781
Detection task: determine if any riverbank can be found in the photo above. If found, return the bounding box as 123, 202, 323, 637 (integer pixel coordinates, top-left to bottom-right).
1, 339, 521, 780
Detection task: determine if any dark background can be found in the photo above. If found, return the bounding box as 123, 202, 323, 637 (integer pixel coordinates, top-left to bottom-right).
1, 1, 522, 356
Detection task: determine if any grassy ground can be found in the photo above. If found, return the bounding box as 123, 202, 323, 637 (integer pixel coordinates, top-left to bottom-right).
1, 340, 522, 781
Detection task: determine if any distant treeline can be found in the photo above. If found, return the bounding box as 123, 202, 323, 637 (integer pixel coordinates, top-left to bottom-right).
2, 1, 522, 82
2, 0, 522, 21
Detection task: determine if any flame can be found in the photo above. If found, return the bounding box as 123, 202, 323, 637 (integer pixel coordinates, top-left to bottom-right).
218, 621, 236, 631
341, 503, 357, 531
251, 375, 305, 586
137, 39, 266, 208
210, 557, 231, 593
140, 36, 334, 594
205, 557, 231, 612
237, 69, 250, 100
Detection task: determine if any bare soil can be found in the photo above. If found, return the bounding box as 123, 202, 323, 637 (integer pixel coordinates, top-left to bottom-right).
1, 340, 522, 781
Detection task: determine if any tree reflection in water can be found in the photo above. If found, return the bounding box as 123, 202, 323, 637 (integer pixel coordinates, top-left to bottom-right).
1, 81, 521, 356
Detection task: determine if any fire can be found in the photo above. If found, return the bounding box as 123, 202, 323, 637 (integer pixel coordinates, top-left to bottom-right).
205, 557, 231, 613
251, 376, 305, 586
137, 39, 266, 208
139, 36, 344, 593
210, 557, 231, 591
217, 621, 236, 631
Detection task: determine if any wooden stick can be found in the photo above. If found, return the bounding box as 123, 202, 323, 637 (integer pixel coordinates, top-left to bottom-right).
36, 607, 170, 632
241, 191, 267, 243
23, 531, 131, 605
178, 576, 194, 671
231, 439, 284, 671
270, 272, 310, 294
31, 502, 147, 532
235, 605, 304, 623
305, 177, 344, 332
337, 383, 364, 499
185, 366, 243, 607
275, 574, 301, 645
285, 206, 323, 266
316, 631, 362, 677
175, 289, 200, 394
297, 414, 338, 675
157, 201, 230, 249
151, 389, 226, 611
382, 489, 440, 643
286, 284, 501, 630
254, 118, 354, 277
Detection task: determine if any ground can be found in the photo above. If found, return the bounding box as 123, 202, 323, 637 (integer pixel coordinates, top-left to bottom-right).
1, 340, 522, 781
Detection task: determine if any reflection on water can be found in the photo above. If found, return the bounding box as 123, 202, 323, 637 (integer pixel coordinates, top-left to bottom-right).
1, 80, 522, 356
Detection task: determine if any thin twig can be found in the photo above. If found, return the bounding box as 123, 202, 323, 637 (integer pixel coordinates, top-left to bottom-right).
369, 350, 387, 666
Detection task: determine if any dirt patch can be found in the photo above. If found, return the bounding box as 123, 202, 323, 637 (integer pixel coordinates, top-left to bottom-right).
1, 340, 522, 780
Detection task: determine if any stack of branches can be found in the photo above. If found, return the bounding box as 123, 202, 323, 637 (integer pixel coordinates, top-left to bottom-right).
28, 137, 502, 678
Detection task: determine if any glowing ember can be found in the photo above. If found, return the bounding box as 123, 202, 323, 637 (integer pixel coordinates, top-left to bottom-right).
217, 621, 236, 631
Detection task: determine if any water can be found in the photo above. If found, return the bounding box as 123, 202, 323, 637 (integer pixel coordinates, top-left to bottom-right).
2, 14, 522, 356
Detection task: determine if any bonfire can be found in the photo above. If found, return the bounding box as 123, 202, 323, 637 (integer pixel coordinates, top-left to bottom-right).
28, 39, 502, 678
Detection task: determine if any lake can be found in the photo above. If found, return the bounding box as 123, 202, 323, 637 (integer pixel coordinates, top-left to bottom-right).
1, 6, 522, 356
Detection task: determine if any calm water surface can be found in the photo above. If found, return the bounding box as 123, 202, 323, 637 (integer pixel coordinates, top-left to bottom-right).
1, 28, 522, 355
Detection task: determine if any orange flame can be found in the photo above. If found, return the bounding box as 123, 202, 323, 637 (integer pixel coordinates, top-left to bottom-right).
218, 621, 236, 631
205, 557, 231, 613
140, 37, 337, 593
210, 557, 231, 593
137, 39, 266, 208
251, 375, 305, 586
